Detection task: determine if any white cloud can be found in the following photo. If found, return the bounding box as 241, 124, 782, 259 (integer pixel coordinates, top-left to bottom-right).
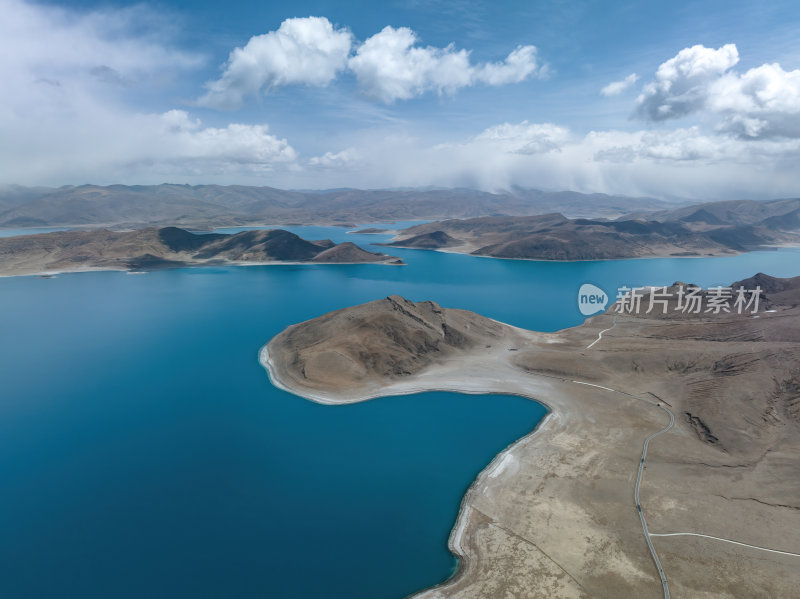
470, 121, 571, 154
0, 0, 201, 104
636, 44, 739, 121
348, 26, 543, 102
308, 148, 360, 168
475, 45, 543, 85
601, 73, 638, 96
298, 122, 800, 200
197, 17, 353, 110
590, 127, 744, 162
348, 27, 470, 102
0, 0, 298, 184
636, 44, 800, 139
197, 19, 544, 107
709, 63, 800, 138
156, 110, 296, 167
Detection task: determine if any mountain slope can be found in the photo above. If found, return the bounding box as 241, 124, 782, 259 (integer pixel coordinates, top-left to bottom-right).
384, 200, 800, 260
0, 227, 402, 276
622, 197, 800, 225
265, 295, 505, 392
0, 184, 676, 228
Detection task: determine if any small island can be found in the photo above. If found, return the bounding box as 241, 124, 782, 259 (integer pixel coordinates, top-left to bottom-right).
263, 276, 800, 598
0, 226, 403, 277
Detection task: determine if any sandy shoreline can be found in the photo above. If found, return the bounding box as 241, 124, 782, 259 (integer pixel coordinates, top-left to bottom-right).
384, 240, 797, 262
0, 257, 405, 279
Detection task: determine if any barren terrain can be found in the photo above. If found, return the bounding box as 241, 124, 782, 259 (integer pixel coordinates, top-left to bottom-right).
264, 276, 800, 598
383, 198, 800, 261
0, 226, 402, 276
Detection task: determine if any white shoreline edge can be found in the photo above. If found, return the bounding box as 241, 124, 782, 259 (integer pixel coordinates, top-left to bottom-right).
0, 258, 405, 279
384, 240, 800, 263
257, 339, 556, 595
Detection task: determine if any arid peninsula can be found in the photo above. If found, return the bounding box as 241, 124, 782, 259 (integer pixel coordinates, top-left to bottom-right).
263, 276, 800, 598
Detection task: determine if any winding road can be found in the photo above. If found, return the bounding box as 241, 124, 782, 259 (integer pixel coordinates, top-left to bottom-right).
575, 314, 800, 596
570, 378, 675, 598
633, 401, 675, 599
578, 314, 799, 595
578, 316, 675, 598
585, 315, 617, 349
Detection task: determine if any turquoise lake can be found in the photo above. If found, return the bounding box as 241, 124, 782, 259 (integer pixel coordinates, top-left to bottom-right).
1, 224, 799, 598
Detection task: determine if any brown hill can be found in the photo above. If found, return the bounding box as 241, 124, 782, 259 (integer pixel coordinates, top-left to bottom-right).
265, 295, 505, 393
385, 203, 800, 260
311, 242, 399, 263
622, 197, 800, 225
384, 230, 461, 249
0, 227, 402, 276
732, 272, 800, 307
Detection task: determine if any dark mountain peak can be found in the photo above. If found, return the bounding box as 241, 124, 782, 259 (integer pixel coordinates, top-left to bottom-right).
0, 226, 401, 275
730, 273, 800, 308
732, 273, 799, 294
157, 226, 219, 252
680, 208, 724, 224
384, 229, 461, 249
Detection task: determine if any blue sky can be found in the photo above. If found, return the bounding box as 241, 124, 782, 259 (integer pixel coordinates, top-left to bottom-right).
4, 0, 800, 199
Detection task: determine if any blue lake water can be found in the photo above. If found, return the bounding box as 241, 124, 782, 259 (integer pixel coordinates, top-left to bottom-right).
1, 223, 799, 598
0, 226, 72, 237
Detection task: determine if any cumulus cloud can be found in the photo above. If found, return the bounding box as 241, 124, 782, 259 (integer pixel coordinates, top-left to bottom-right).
0, 0, 297, 184
636, 44, 800, 139
156, 110, 296, 167
1, 102, 297, 183
197, 17, 353, 110
347, 27, 472, 102
601, 73, 638, 96
710, 63, 800, 138
348, 26, 542, 102
476, 45, 542, 85
636, 44, 739, 121
198, 19, 544, 106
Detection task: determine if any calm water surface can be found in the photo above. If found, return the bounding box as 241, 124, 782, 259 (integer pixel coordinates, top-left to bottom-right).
1, 223, 799, 598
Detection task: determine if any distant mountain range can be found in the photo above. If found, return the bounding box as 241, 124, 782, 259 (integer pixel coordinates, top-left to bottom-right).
621, 197, 800, 227
0, 227, 402, 276
3, 184, 798, 265
0, 184, 676, 229
382, 198, 800, 261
